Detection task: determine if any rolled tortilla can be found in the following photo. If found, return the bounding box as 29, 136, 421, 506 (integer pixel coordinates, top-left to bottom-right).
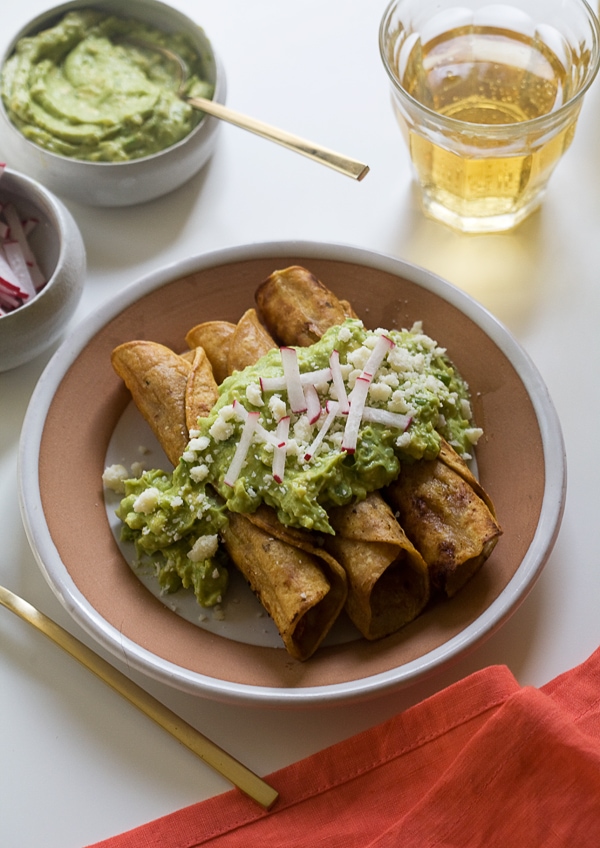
197, 309, 348, 659
255, 265, 353, 345
111, 340, 192, 466
223, 507, 347, 661
226, 308, 276, 373
324, 493, 429, 640
384, 441, 502, 597
185, 320, 236, 384
255, 265, 433, 639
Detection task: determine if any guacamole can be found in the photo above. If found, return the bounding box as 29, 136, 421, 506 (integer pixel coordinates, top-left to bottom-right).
1, 10, 215, 162
110, 319, 482, 606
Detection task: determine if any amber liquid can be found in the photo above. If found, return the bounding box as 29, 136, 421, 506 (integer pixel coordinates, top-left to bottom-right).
399, 24, 578, 230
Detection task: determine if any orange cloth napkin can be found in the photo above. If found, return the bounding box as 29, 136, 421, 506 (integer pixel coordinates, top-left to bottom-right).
88, 647, 600, 847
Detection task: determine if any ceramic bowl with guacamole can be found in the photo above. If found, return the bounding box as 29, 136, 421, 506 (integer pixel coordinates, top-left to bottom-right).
0, 0, 226, 206
0, 166, 86, 371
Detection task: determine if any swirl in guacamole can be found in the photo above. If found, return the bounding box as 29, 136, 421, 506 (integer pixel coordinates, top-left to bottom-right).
106, 319, 483, 608
1, 10, 215, 162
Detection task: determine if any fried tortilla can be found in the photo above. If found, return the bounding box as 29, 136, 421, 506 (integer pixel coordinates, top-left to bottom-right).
185, 320, 235, 384
226, 308, 276, 373
324, 493, 429, 640
212, 311, 346, 660
222, 506, 347, 661
385, 441, 502, 597
255, 265, 351, 345
255, 267, 434, 638
111, 340, 191, 466
185, 346, 220, 431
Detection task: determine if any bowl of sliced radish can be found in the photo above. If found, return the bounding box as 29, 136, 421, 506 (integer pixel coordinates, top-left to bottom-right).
0, 165, 86, 371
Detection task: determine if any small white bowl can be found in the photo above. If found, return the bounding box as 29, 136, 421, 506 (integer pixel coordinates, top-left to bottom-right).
0, 0, 226, 207
0, 168, 86, 372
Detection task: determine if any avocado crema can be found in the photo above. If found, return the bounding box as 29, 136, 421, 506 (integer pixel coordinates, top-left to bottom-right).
1, 10, 214, 162
112, 319, 483, 608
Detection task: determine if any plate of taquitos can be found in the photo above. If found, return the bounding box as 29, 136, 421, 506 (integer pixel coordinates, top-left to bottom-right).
19, 242, 566, 706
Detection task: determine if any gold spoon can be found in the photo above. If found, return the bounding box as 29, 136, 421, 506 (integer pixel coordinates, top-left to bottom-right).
0, 583, 278, 810
125, 37, 370, 181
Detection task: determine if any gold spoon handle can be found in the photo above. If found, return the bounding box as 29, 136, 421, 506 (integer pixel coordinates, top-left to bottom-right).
187, 95, 370, 180
0, 584, 278, 810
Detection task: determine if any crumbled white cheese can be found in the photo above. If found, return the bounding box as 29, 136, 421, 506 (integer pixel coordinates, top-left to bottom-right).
246, 382, 264, 406
465, 427, 483, 444
209, 405, 237, 441
268, 394, 287, 421
187, 534, 219, 562
132, 487, 161, 514
188, 435, 210, 452
369, 381, 393, 402
102, 464, 129, 493
190, 464, 210, 483
130, 461, 145, 477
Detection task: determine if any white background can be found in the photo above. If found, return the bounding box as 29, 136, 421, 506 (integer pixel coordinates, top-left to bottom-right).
1, 2, 600, 845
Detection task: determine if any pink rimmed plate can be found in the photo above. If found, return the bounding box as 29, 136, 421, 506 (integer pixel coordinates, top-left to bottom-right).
18, 241, 566, 706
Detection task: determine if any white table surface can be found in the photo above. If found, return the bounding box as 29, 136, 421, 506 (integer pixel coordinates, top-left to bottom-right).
2, 1, 600, 845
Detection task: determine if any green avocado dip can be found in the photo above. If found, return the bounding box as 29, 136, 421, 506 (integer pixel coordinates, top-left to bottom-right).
1, 9, 215, 162
104, 319, 482, 608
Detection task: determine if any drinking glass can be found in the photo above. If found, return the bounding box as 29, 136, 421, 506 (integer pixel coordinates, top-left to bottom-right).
379, 0, 600, 233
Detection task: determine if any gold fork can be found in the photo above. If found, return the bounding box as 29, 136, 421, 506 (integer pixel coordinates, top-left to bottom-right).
0, 584, 278, 810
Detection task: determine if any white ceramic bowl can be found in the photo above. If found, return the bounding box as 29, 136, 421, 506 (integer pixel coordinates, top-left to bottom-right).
0, 0, 226, 207
18, 241, 566, 707
0, 167, 86, 372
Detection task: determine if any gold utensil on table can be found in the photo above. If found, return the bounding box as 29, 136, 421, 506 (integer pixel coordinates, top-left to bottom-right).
0, 583, 278, 810
126, 38, 369, 181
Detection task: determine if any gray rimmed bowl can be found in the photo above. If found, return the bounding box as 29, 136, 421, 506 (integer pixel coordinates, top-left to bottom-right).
0, 0, 226, 207
0, 167, 86, 371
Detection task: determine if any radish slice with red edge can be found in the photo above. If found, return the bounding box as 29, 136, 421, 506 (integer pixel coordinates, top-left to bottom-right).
272, 416, 290, 483
2, 204, 45, 290
224, 410, 260, 487
362, 407, 411, 430
304, 383, 322, 424
329, 349, 349, 413
304, 401, 339, 461
231, 399, 279, 447
260, 366, 331, 393
280, 346, 307, 413
360, 334, 395, 379
3, 240, 36, 298
342, 376, 371, 453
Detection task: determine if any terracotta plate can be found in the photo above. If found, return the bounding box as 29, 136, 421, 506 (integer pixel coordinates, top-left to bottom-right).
18, 242, 566, 706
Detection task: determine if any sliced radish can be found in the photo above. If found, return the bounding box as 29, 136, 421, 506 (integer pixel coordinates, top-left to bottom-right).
360, 334, 395, 380
280, 346, 307, 413
21, 218, 39, 238
224, 410, 259, 486
272, 415, 290, 483
2, 204, 45, 290
3, 240, 36, 298
329, 349, 349, 413
0, 249, 25, 293
304, 401, 339, 461
260, 365, 332, 393
362, 407, 411, 431
304, 383, 322, 424
232, 399, 279, 447
342, 376, 371, 453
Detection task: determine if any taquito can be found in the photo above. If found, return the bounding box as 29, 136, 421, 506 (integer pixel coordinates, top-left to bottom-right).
254, 265, 432, 639
224, 506, 347, 661
188, 309, 348, 659
385, 440, 502, 597
324, 493, 429, 639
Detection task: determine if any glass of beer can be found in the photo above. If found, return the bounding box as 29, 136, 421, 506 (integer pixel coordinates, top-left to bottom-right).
379, 0, 600, 233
